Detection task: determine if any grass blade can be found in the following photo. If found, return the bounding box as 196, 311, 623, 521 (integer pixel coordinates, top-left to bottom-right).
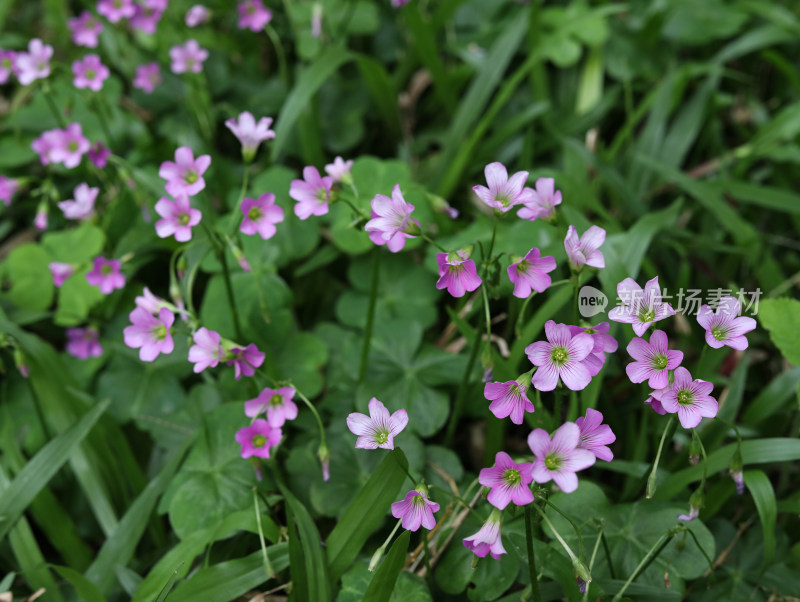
362, 530, 410, 602
743, 470, 777, 571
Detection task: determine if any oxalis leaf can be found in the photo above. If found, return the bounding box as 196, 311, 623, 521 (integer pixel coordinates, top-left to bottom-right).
758, 298, 800, 365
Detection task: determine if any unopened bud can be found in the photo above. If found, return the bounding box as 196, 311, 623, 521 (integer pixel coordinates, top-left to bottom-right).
572, 558, 592, 584
368, 546, 385, 572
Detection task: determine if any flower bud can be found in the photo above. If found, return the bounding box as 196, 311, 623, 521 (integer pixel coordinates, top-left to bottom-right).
572, 558, 592, 585
318, 441, 331, 482
368, 546, 385, 572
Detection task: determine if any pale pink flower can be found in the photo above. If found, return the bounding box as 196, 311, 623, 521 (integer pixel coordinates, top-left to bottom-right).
15, 39, 53, 86
130, 2, 164, 34
159, 146, 211, 197
72, 54, 110, 91
391, 489, 439, 531
517, 177, 562, 221
290, 166, 332, 220
507, 248, 556, 298
51, 123, 91, 169
0, 176, 18, 206
472, 161, 534, 212
325, 156, 353, 182
565, 225, 605, 270
479, 452, 534, 510
625, 329, 683, 389
49, 262, 74, 287
436, 250, 482, 298
238, 0, 272, 31
463, 510, 506, 560
66, 327, 103, 359
123, 307, 175, 361
34, 205, 48, 231
697, 296, 757, 351
575, 408, 615, 462
185, 5, 210, 27
525, 320, 594, 391
154, 195, 202, 242
225, 112, 275, 161
169, 39, 208, 74
133, 62, 161, 93
659, 367, 718, 429
0, 51, 17, 84
86, 257, 125, 294
528, 422, 596, 493
245, 387, 298, 427
188, 327, 224, 373
567, 322, 618, 377
135, 286, 165, 314
608, 276, 676, 337
226, 343, 265, 380
365, 185, 419, 252
346, 397, 408, 450
31, 129, 61, 165
240, 193, 284, 239
97, 0, 136, 22
484, 380, 534, 425
58, 183, 99, 220
69, 11, 104, 47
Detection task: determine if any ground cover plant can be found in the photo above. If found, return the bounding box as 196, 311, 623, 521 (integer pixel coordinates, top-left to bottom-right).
1, 0, 800, 600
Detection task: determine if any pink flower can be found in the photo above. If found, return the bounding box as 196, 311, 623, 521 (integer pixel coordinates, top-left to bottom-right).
644, 386, 669, 415
188, 327, 224, 373
34, 205, 48, 231
659, 367, 718, 429
290, 166, 333, 220
123, 307, 175, 361
15, 39, 53, 85
31, 129, 60, 165
238, 0, 272, 31
517, 177, 562, 221
51, 123, 91, 169
49, 262, 74, 287
88, 141, 111, 168
575, 409, 615, 462
608, 276, 676, 337
484, 380, 534, 425
130, 2, 164, 34
565, 225, 606, 270
86, 257, 126, 294
325, 156, 353, 182
58, 183, 98, 220
391, 489, 439, 531
185, 5, 210, 27
525, 320, 595, 391
154, 195, 202, 242
697, 296, 756, 351
507, 248, 556, 298
72, 54, 110, 91
346, 397, 408, 450
625, 329, 683, 389
236, 419, 282, 459
169, 39, 209, 74
463, 510, 506, 560
240, 193, 284, 239
567, 322, 617, 377
225, 112, 275, 161
159, 146, 211, 197
0, 51, 17, 84
69, 11, 104, 47
528, 422, 596, 493
472, 161, 534, 212
392, 0, 411, 6
479, 451, 534, 510
133, 62, 161, 93
311, 3, 323, 38
66, 327, 103, 359
97, 0, 136, 22
226, 343, 265, 380
436, 250, 482, 298
365, 185, 419, 252
0, 176, 18, 206
244, 386, 298, 427
135, 286, 164, 314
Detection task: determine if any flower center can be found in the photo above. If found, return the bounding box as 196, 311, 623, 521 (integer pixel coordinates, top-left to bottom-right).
496, 192, 511, 207
270, 394, 283, 407
651, 354, 668, 370
550, 346, 568, 366
86, 68, 96, 80
516, 260, 530, 274
178, 212, 191, 225
252, 434, 267, 448
68, 141, 79, 152
154, 324, 168, 340
375, 429, 389, 445
503, 468, 521, 486
113, 0, 122, 7
248, 206, 262, 221
639, 307, 656, 323
316, 188, 328, 202
677, 389, 694, 405
186, 58, 195, 69
544, 453, 561, 471
184, 170, 198, 184
413, 494, 426, 507
711, 326, 727, 341
1, 58, 10, 69
509, 384, 521, 397
101, 264, 112, 275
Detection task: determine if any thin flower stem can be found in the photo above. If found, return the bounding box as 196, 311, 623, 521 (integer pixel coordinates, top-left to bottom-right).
601, 530, 616, 579
582, 524, 605, 602
646, 415, 675, 499
525, 505, 543, 602
611, 532, 673, 602
572, 273, 581, 323
219, 249, 244, 342
253, 489, 274, 577
481, 283, 492, 345
693, 429, 709, 490
293, 387, 327, 446
40, 81, 67, 128
542, 498, 584, 560
230, 164, 252, 234
339, 195, 369, 220
515, 293, 535, 339
532, 502, 579, 564
444, 325, 481, 446
379, 518, 403, 552
422, 234, 447, 253
265, 24, 288, 86
359, 249, 380, 383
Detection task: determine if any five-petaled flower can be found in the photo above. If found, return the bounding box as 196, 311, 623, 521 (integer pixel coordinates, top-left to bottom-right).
472, 162, 534, 212
697, 296, 756, 351
235, 419, 282, 459
391, 489, 439, 531
365, 185, 419, 252
463, 509, 507, 559
240, 193, 284, 240
154, 195, 202, 242
659, 367, 718, 429
245, 386, 298, 427
608, 276, 676, 337
188, 327, 224, 373
72, 54, 110, 91
518, 177, 561, 221
526, 320, 595, 391
238, 0, 272, 31
625, 329, 683, 389
436, 249, 482, 298
226, 343, 265, 380
564, 225, 606, 270
479, 451, 535, 510
159, 146, 211, 197
86, 257, 126, 294
225, 112, 275, 162
290, 166, 333, 220
507, 248, 556, 298
66, 327, 103, 360
123, 307, 175, 362
528, 422, 596, 493
169, 39, 209, 74
575, 409, 616, 462
346, 397, 408, 450
58, 183, 98, 220
484, 379, 535, 425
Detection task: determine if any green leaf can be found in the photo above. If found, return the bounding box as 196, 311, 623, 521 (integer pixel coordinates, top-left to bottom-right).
741, 367, 800, 425
403, 5, 455, 112
53, 565, 108, 602
42, 222, 105, 263
743, 470, 777, 570
327, 449, 409, 581
363, 530, 410, 602
0, 399, 109, 542
758, 298, 800, 365
4, 243, 54, 311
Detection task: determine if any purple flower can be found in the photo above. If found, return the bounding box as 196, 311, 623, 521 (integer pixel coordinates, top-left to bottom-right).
325, 156, 353, 182
130, 2, 164, 34
479, 451, 534, 510
697, 296, 756, 351
517, 177, 562, 221
123, 307, 175, 361
159, 146, 211, 197
154, 195, 202, 242
86, 257, 126, 294
50, 123, 91, 169
244, 386, 298, 427
133, 62, 161, 93
567, 322, 618, 377
226, 343, 265, 380
528, 422, 596, 493
677, 504, 699, 522
625, 329, 683, 389
238, 0, 272, 31
0, 50, 17, 84
507, 248, 556, 298
186, 5, 210, 27
225, 112, 275, 161
564, 225, 606, 270
188, 327, 224, 373
97, 0, 136, 22
65, 327, 103, 359
472, 162, 534, 212
0, 176, 18, 206
346, 397, 408, 450
15, 39, 53, 86
659, 367, 718, 429
290, 166, 333, 220
240, 193, 284, 239
88, 141, 111, 168
49, 262, 74, 287
391, 489, 439, 531
575, 408, 615, 462
69, 11, 104, 47
608, 276, 676, 337
72, 54, 109, 91
525, 320, 595, 391
484, 380, 534, 425
435, 250, 482, 298
365, 185, 419, 252
34, 205, 48, 231
463, 510, 506, 559
235, 419, 282, 459
644, 386, 669, 415
58, 183, 98, 220
169, 39, 209, 74
731, 470, 744, 495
